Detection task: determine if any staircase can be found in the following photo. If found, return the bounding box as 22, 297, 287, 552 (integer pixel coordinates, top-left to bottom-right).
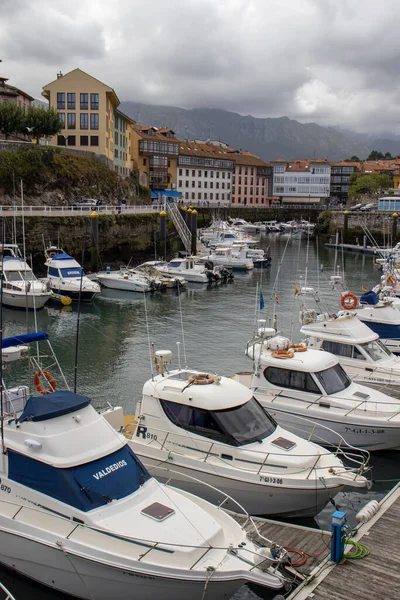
166, 202, 192, 253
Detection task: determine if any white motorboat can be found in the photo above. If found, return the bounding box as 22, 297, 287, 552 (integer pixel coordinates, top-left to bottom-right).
201, 247, 254, 271
301, 309, 400, 397
351, 290, 400, 354
229, 218, 259, 235
158, 257, 221, 283
1, 244, 52, 310
103, 350, 368, 518
44, 245, 100, 303
0, 331, 287, 598
137, 261, 187, 289
238, 328, 400, 450
96, 267, 162, 293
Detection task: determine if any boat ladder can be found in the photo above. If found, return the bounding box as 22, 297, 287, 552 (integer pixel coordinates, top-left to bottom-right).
166, 203, 192, 253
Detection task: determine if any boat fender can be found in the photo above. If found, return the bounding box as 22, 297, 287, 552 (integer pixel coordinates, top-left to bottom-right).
188, 373, 215, 385
340, 292, 358, 310
33, 370, 57, 395
386, 274, 397, 288
356, 500, 380, 523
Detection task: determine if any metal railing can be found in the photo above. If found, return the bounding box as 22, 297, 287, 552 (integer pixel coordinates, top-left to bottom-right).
166, 202, 192, 252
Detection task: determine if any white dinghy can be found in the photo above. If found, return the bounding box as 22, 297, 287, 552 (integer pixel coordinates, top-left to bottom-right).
0, 331, 288, 599
95, 267, 162, 293
103, 349, 368, 519
301, 309, 400, 397
238, 327, 400, 451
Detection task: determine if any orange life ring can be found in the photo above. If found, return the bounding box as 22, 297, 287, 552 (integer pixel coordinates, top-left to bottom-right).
386, 275, 397, 288
341, 292, 358, 310
49, 252, 56, 257
271, 350, 294, 359
33, 370, 57, 395
289, 343, 307, 352
188, 373, 215, 385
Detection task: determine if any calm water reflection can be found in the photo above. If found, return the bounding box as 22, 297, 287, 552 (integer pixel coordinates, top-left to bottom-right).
1, 236, 398, 600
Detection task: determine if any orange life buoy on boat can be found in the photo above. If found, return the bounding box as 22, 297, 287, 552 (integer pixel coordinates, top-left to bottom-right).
188, 373, 215, 385
33, 370, 57, 395
271, 350, 295, 359
386, 274, 397, 288
49, 252, 56, 257
289, 343, 307, 352
341, 292, 358, 310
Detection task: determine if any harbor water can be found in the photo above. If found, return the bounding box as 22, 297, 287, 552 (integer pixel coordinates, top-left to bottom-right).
1, 235, 399, 600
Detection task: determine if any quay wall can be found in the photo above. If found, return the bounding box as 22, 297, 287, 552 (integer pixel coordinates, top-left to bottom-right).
330, 211, 396, 245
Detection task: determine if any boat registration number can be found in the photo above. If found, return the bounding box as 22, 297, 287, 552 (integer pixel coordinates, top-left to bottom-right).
0, 479, 11, 493
259, 476, 283, 484
345, 427, 385, 435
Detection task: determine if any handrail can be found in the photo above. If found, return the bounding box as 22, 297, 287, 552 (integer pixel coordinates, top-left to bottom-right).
0, 582, 16, 600
166, 203, 192, 252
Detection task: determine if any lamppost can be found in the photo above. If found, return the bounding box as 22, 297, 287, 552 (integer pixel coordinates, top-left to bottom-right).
62, 134, 68, 149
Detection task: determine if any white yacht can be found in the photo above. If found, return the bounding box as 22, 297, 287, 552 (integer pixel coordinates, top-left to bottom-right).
301, 309, 400, 397
0, 331, 287, 598
352, 290, 400, 354
238, 328, 400, 451
158, 257, 221, 283
95, 267, 161, 293
1, 244, 52, 310
202, 247, 254, 271
137, 261, 187, 289
103, 350, 368, 519
44, 246, 100, 303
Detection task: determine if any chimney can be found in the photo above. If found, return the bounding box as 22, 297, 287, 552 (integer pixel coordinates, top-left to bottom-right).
57, 71, 63, 79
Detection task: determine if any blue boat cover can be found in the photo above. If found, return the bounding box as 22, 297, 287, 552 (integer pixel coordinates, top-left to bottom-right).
17, 390, 91, 423
360, 290, 379, 305
52, 254, 73, 260
8, 445, 151, 511
2, 331, 49, 349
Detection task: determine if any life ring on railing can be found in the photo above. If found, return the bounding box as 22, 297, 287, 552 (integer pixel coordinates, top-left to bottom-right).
271, 350, 295, 359
289, 343, 307, 352
49, 252, 56, 257
188, 373, 215, 385
386, 274, 397, 288
341, 292, 358, 310
33, 370, 57, 395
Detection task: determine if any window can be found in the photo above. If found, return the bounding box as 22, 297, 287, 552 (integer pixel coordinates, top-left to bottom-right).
57, 92, 65, 109
198, 181, 201, 188
216, 193, 219, 200
67, 135, 75, 146
90, 114, 99, 130
204, 181, 207, 188
361, 340, 392, 361
264, 367, 321, 394
210, 182, 213, 189
198, 170, 201, 177
80, 135, 88, 146
186, 169, 189, 176
210, 171, 214, 178
228, 172, 231, 179
222, 193, 225, 200
48, 267, 59, 277
179, 180, 182, 187
90, 93, 99, 110
322, 341, 355, 359
90, 136, 99, 146
192, 181, 195, 188
115, 131, 118, 144
58, 113, 65, 126
67, 93, 75, 109
222, 172, 225, 179
192, 170, 195, 177
80, 93, 88, 110
185, 181, 189, 188
204, 193, 208, 200
67, 113, 76, 129
185, 192, 189, 199
205, 171, 208, 177
222, 183, 225, 189
198, 193, 202, 200
191, 192, 195, 200
216, 182, 219, 189
143, 158, 147, 166
114, 149, 118, 158
210, 193, 213, 200
80, 113, 88, 130
216, 172, 220, 178
179, 169, 182, 176
57, 135, 66, 146
315, 365, 351, 395
160, 397, 276, 446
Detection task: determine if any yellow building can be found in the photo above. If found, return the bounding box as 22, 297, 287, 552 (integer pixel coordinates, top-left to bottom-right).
42, 68, 133, 176
393, 171, 400, 190
130, 125, 178, 192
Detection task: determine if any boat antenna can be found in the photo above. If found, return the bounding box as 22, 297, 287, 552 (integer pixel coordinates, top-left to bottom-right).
143, 291, 155, 379
73, 218, 89, 393
177, 284, 188, 367
0, 218, 5, 454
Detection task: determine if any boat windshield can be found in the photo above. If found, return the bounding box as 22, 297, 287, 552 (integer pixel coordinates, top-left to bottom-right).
60, 267, 84, 278
160, 397, 276, 446
4, 271, 35, 282
315, 364, 351, 395
360, 340, 392, 361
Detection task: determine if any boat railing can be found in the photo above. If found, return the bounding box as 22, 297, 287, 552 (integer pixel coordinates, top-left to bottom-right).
0, 582, 16, 600
138, 422, 368, 477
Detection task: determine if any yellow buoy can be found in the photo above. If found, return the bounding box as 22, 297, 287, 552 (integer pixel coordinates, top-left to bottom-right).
61, 296, 72, 306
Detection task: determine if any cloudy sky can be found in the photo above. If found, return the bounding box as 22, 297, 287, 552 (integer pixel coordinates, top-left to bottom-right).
1, 0, 398, 133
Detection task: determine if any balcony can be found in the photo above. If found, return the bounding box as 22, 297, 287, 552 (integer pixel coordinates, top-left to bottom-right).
149, 168, 169, 188
139, 140, 178, 156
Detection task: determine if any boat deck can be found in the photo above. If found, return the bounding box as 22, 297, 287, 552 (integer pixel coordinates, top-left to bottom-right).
232, 514, 331, 576
287, 482, 400, 599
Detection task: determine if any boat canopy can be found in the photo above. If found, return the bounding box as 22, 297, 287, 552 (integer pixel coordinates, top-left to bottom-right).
360, 291, 379, 305
51, 254, 74, 260
2, 331, 49, 348
17, 390, 91, 423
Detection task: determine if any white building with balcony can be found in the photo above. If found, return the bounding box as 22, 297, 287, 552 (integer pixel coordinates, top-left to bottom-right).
271, 159, 331, 204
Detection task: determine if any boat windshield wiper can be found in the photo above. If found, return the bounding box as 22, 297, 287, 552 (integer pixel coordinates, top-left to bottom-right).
80, 486, 113, 504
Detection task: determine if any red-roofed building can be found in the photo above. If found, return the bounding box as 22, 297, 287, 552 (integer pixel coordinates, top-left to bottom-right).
229, 151, 273, 206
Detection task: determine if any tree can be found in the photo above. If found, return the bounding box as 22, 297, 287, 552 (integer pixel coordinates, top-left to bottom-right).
348, 172, 392, 199
0, 102, 25, 139
24, 106, 64, 143
345, 155, 360, 162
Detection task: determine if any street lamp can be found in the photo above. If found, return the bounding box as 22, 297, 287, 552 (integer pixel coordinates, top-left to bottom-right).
62, 134, 68, 149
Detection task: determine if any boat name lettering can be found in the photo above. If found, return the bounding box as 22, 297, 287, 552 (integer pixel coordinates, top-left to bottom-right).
93, 460, 127, 480
259, 476, 283, 484
344, 427, 385, 435
136, 426, 158, 441
0, 479, 11, 493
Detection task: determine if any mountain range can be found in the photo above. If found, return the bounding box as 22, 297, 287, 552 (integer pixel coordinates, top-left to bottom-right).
120, 101, 385, 162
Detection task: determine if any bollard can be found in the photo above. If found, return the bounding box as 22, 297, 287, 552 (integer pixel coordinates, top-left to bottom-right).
191, 210, 198, 255
393, 212, 398, 244
159, 210, 167, 259
90, 211, 99, 273
181, 205, 188, 226
343, 210, 349, 244
187, 208, 193, 234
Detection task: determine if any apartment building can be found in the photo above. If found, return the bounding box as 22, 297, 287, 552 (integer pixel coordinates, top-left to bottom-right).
0, 76, 33, 108
271, 159, 331, 204
130, 125, 179, 192
330, 162, 358, 205
177, 140, 234, 204
42, 68, 132, 175
229, 152, 272, 206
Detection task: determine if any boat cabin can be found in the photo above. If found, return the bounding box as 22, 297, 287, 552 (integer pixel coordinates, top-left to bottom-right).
46, 254, 84, 279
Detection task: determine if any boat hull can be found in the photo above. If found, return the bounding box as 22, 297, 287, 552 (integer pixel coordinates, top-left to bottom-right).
96, 276, 150, 293
49, 287, 97, 303
2, 292, 50, 310
0, 528, 246, 600
135, 454, 342, 518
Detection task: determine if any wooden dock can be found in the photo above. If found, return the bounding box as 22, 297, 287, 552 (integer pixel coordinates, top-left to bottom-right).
288, 483, 400, 600
325, 243, 383, 256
